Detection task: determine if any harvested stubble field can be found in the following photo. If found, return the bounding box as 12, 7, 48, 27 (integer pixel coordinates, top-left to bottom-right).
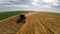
0, 12, 60, 34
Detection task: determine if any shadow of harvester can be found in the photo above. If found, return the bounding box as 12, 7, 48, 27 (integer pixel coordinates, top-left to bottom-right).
17, 14, 26, 23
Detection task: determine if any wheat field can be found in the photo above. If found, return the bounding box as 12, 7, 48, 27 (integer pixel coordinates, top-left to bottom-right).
0, 12, 60, 34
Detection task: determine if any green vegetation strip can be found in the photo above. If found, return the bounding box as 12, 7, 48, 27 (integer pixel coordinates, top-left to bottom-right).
0, 11, 27, 20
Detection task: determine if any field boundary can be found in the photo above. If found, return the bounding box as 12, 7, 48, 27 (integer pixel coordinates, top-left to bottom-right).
0, 14, 19, 22
0, 12, 37, 22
